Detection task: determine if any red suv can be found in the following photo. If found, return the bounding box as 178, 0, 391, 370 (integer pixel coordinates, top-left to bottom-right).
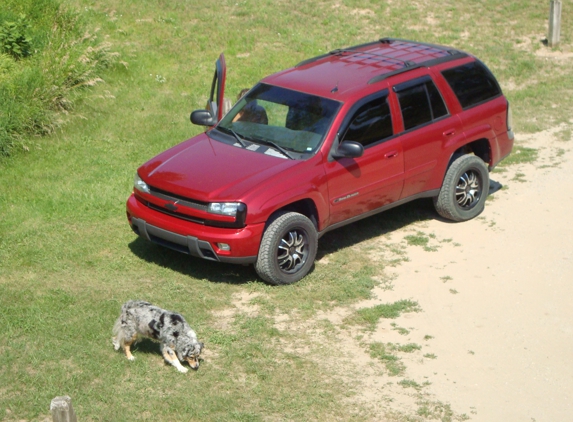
126, 38, 514, 285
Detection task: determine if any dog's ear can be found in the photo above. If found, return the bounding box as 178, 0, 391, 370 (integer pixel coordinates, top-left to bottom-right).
199, 342, 205, 351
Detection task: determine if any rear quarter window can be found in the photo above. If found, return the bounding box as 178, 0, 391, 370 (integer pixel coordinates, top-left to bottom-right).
441, 61, 501, 109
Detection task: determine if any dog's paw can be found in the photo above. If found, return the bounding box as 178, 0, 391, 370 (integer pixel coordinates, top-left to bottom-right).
177, 366, 189, 373
127, 356, 135, 361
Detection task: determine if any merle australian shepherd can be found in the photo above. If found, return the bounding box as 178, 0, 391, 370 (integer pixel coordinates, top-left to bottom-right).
112, 300, 204, 373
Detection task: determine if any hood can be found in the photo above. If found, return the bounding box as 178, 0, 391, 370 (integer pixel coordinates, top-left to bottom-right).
138, 133, 301, 201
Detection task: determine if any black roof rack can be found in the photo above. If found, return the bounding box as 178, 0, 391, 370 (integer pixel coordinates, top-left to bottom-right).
295, 38, 468, 84
367, 51, 468, 85
328, 48, 418, 68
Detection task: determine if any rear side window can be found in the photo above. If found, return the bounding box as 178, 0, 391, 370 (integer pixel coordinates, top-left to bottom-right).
442, 61, 501, 109
395, 77, 448, 131
342, 95, 393, 147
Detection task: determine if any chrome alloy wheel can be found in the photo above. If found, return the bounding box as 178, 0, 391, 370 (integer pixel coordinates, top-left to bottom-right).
277, 229, 309, 273
455, 170, 481, 209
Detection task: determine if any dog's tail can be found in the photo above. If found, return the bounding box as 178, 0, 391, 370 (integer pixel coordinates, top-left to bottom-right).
112, 316, 125, 350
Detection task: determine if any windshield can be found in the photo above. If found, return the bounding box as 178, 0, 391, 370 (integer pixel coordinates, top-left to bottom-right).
217, 83, 340, 157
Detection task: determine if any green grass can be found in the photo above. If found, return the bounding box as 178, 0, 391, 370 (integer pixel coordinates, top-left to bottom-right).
498, 145, 539, 166
1, 0, 572, 420
368, 342, 422, 376
346, 300, 421, 331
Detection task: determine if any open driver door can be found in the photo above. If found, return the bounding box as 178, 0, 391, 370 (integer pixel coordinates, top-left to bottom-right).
190, 53, 228, 127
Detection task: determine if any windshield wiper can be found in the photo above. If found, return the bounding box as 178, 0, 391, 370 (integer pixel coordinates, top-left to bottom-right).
248, 136, 295, 160
229, 129, 248, 148
219, 127, 247, 148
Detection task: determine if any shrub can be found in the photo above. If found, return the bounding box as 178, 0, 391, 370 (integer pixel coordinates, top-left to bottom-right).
0, 14, 32, 60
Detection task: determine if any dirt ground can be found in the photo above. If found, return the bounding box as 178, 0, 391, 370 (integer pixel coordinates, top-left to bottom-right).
343, 124, 573, 421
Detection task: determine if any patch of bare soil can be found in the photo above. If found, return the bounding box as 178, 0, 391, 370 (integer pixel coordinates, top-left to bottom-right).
345, 124, 573, 420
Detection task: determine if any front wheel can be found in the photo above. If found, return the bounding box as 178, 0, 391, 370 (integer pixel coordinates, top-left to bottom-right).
434, 154, 489, 222
255, 212, 318, 285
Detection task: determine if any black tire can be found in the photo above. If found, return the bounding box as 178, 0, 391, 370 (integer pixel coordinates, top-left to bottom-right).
255, 212, 318, 285
434, 154, 489, 222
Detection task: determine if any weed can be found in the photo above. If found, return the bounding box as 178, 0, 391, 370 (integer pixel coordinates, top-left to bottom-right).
391, 343, 422, 353
0, 14, 32, 59
557, 128, 571, 142
368, 343, 405, 376
391, 323, 410, 336
404, 232, 429, 247
347, 300, 421, 330
404, 231, 440, 251
417, 399, 470, 421
499, 145, 538, 166
398, 379, 423, 389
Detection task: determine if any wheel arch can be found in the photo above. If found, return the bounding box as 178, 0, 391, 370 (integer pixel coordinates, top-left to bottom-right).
450, 138, 491, 169
265, 199, 319, 231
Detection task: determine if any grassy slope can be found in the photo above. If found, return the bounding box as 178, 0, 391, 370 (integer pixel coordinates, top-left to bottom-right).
0, 0, 571, 420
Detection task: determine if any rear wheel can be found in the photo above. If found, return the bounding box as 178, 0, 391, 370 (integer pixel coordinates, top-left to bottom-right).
255, 212, 318, 285
434, 154, 489, 222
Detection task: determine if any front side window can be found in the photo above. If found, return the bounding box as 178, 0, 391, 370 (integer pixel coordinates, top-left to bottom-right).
217, 83, 340, 157
341, 95, 393, 147
396, 77, 448, 131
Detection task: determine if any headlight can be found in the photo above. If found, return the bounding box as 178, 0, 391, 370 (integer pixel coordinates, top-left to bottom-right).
134, 174, 150, 194
208, 202, 243, 216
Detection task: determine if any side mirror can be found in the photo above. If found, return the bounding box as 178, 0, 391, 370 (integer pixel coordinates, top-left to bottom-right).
332, 140, 364, 159
190, 110, 216, 127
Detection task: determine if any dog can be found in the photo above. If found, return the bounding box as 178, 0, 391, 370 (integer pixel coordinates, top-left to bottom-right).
112, 300, 204, 373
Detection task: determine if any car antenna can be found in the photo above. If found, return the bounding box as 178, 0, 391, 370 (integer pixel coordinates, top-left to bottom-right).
331, 81, 339, 93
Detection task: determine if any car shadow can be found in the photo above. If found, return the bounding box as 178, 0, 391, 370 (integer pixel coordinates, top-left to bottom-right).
128, 238, 257, 285
317, 178, 503, 259
128, 179, 503, 283
316, 197, 438, 260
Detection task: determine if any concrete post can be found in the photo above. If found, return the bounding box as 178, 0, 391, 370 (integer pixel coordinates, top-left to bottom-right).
548, 0, 562, 48
50, 396, 77, 422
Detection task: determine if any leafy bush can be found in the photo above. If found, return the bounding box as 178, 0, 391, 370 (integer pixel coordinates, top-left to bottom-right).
0, 14, 32, 59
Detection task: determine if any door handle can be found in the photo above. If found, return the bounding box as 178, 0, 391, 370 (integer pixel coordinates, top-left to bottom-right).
384, 151, 399, 159
443, 129, 456, 136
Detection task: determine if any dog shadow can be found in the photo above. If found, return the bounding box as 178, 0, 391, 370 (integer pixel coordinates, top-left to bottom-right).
128, 180, 503, 283
129, 338, 161, 356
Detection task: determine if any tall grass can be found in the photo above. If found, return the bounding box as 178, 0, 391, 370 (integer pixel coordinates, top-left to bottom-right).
0, 0, 118, 156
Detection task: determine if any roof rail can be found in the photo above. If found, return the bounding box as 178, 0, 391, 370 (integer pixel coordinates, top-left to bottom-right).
367, 51, 468, 85
328, 48, 417, 68
295, 38, 467, 78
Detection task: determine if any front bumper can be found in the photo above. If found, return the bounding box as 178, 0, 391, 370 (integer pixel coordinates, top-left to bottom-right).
127, 194, 261, 264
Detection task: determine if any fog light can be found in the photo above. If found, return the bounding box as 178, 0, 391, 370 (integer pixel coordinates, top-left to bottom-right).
217, 243, 231, 251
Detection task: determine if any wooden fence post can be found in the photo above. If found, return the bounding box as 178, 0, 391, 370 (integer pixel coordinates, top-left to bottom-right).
548, 0, 562, 48
50, 396, 77, 422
